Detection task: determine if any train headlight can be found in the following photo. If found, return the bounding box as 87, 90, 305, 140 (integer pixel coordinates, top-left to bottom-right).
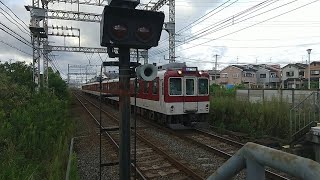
170, 105, 174, 112
177, 70, 182, 75
206, 104, 209, 111
199, 71, 203, 75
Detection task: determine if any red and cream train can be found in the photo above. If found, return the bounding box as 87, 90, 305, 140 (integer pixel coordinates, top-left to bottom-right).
81, 63, 210, 129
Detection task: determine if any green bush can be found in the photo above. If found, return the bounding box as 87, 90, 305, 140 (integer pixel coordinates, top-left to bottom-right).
0, 61, 74, 179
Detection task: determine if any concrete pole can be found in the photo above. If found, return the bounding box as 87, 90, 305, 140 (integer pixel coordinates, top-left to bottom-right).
214, 54, 218, 83
307, 49, 312, 90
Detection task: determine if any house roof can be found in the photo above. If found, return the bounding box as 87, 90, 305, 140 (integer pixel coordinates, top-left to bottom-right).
311, 61, 320, 65
207, 70, 220, 74
282, 63, 307, 69
233, 65, 257, 72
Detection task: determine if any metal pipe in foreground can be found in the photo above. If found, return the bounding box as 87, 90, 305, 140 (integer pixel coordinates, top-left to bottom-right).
207, 142, 320, 180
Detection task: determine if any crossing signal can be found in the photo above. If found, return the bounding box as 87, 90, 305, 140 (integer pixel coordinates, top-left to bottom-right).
100, 6, 165, 49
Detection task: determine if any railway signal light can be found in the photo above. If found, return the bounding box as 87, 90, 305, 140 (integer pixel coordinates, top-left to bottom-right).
100, 6, 165, 49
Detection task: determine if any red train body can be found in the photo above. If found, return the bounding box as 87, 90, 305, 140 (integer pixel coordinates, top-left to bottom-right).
82, 63, 210, 128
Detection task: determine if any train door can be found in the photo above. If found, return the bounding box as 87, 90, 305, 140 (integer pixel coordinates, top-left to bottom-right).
183, 77, 198, 112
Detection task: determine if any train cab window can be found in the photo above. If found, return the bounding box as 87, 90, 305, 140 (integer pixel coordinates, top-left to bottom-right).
186, 79, 195, 95
152, 80, 158, 94
198, 78, 209, 95
169, 78, 182, 95
144, 81, 149, 94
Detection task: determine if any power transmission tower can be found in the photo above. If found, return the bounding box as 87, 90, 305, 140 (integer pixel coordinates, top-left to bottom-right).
27, 1, 47, 91
150, 0, 175, 63
26, 1, 148, 88
167, 0, 175, 63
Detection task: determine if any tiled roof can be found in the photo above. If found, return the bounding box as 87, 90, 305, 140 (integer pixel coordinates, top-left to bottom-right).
233, 65, 257, 72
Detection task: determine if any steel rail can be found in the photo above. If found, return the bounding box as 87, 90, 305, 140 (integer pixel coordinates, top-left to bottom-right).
79, 91, 289, 179
135, 115, 290, 180
72, 92, 147, 180
75, 91, 204, 179
179, 131, 290, 180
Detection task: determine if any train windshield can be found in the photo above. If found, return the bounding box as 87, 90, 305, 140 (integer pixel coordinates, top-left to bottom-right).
169, 78, 182, 95
186, 79, 195, 95
198, 78, 209, 95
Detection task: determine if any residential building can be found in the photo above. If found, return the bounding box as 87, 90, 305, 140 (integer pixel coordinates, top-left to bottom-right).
216, 64, 257, 88
207, 70, 220, 85
281, 63, 307, 89
256, 65, 281, 88
306, 61, 320, 80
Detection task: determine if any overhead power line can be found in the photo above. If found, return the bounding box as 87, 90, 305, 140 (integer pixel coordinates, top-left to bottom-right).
0, 0, 29, 29
151, 0, 317, 57
0, 40, 32, 56
0, 9, 30, 36
158, 0, 237, 45
175, 0, 320, 53
0, 25, 32, 47
152, 0, 279, 56
181, 0, 290, 46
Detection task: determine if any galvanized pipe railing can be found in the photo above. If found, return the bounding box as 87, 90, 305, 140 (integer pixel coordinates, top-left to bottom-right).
289, 91, 320, 141
206, 142, 320, 180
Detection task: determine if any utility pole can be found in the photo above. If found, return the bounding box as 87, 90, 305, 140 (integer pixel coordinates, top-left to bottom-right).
118, 47, 131, 180
101, 2, 164, 179
214, 54, 219, 82
67, 64, 70, 84
307, 49, 312, 90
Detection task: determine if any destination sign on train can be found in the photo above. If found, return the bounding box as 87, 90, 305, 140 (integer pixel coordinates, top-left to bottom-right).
185, 67, 197, 72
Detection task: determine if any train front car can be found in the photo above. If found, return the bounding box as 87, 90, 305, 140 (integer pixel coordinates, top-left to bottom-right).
161, 66, 210, 129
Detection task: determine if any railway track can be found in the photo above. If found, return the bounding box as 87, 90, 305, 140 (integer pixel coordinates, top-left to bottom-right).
73, 91, 204, 180
177, 129, 292, 180
77, 91, 292, 179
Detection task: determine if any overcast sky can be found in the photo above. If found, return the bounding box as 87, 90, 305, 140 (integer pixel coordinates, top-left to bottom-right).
1, 0, 320, 79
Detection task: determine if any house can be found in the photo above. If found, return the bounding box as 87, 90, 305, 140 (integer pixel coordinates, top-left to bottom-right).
256, 64, 281, 88
306, 61, 320, 81
281, 63, 307, 89
207, 70, 220, 85
216, 64, 257, 88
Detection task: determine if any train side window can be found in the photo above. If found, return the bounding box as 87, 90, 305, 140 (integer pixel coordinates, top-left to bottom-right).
144, 81, 149, 94
169, 78, 182, 95
134, 81, 140, 92
152, 79, 158, 94
198, 78, 209, 95
186, 79, 195, 95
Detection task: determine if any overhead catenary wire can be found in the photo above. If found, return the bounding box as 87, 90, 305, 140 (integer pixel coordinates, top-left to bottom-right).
0, 22, 31, 44
150, 0, 318, 57
0, 9, 30, 36
176, 0, 320, 53
0, 40, 32, 56
0, 0, 29, 29
157, 0, 237, 45
0, 27, 32, 47
152, 0, 279, 56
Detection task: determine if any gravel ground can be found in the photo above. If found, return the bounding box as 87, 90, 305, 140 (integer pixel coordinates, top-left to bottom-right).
82, 93, 247, 179
78, 93, 245, 179
71, 95, 119, 180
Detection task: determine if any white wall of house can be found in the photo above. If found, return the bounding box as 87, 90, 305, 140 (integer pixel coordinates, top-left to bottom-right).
281, 65, 302, 81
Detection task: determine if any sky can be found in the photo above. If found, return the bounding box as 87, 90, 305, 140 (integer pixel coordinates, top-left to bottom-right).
1, 0, 320, 80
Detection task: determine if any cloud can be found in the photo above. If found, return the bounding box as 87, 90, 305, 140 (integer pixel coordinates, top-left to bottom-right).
1, 0, 320, 78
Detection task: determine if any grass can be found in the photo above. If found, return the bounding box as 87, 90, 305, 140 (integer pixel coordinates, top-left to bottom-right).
209, 96, 291, 140
68, 153, 80, 180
